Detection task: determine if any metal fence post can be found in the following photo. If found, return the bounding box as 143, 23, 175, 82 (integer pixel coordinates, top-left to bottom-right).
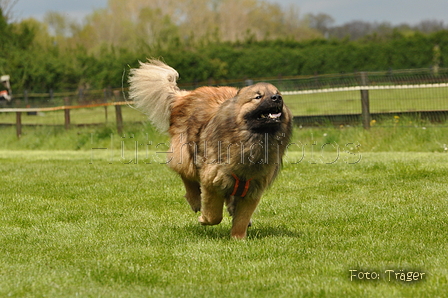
104, 86, 112, 123
24, 89, 28, 106
115, 104, 123, 135
64, 97, 71, 130
16, 112, 22, 138
360, 72, 371, 130
113, 90, 123, 135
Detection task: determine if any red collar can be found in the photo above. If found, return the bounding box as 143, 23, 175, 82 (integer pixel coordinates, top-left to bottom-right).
231, 174, 253, 197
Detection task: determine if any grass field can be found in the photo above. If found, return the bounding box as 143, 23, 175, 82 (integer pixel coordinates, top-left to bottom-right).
1, 112, 448, 297
2, 119, 448, 153
0, 149, 447, 297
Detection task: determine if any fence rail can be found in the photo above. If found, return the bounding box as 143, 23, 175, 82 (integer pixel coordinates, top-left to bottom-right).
1, 68, 448, 137
1, 101, 130, 138
283, 83, 448, 94
283, 80, 448, 128
0, 101, 129, 113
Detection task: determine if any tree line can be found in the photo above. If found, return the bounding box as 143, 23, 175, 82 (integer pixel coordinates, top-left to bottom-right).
0, 0, 447, 93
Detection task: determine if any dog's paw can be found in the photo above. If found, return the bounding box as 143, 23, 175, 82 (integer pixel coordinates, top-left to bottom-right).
198, 215, 207, 225
198, 215, 222, 226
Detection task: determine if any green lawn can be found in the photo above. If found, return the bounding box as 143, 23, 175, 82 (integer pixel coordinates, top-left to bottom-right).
0, 150, 447, 297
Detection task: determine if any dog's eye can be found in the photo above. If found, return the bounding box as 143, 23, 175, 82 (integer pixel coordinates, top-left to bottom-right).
254, 95, 262, 100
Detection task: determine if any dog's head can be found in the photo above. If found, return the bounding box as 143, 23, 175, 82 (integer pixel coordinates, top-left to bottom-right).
236, 83, 291, 133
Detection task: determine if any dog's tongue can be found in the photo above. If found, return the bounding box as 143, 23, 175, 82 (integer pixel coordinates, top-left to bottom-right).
268, 113, 282, 119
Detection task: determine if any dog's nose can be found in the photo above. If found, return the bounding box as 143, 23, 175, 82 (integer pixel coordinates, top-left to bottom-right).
271, 94, 282, 102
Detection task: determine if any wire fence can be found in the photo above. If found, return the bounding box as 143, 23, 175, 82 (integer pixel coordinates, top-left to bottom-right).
1, 68, 447, 131
261, 68, 448, 126
0, 87, 123, 109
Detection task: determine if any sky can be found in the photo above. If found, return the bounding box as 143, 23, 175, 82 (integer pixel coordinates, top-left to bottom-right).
9, 0, 448, 26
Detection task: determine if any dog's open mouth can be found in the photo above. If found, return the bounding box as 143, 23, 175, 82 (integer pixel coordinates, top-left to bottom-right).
243, 95, 285, 133
259, 112, 282, 120
257, 107, 283, 124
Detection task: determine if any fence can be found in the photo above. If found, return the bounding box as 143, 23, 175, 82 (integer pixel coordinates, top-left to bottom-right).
284, 80, 448, 128
5, 87, 116, 108
1, 68, 447, 137
0, 101, 129, 138
253, 68, 448, 128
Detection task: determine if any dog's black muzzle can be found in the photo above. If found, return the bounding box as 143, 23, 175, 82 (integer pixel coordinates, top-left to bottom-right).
244, 93, 284, 133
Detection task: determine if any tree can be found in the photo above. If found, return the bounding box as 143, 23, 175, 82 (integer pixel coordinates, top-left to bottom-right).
415, 20, 447, 33
0, 0, 18, 21
44, 11, 77, 37
136, 7, 180, 49
306, 13, 334, 37
69, 0, 320, 50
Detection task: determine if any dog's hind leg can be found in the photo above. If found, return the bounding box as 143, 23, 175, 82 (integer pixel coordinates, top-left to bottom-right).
198, 186, 224, 226
230, 197, 261, 239
181, 176, 202, 212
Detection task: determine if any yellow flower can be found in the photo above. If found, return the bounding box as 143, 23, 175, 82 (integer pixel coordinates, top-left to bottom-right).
394, 115, 400, 119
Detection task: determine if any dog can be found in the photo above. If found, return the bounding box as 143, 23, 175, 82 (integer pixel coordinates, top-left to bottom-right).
129, 60, 292, 239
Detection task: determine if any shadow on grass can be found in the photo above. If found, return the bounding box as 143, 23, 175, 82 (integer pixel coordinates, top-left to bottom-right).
247, 225, 302, 239
183, 223, 302, 240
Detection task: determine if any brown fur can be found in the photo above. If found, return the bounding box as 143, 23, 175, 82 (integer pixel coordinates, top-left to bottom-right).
129, 60, 293, 239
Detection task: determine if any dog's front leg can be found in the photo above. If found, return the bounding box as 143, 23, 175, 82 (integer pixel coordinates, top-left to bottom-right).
181, 176, 202, 212
198, 186, 224, 226
231, 196, 261, 239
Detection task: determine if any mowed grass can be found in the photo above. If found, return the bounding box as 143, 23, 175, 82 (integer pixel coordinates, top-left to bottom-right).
1, 117, 448, 152
0, 150, 447, 297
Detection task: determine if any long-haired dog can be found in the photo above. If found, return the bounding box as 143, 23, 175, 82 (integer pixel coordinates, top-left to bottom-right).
129, 60, 292, 239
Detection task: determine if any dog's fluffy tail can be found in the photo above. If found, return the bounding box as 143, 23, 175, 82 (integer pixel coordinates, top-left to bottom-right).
129, 60, 186, 133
